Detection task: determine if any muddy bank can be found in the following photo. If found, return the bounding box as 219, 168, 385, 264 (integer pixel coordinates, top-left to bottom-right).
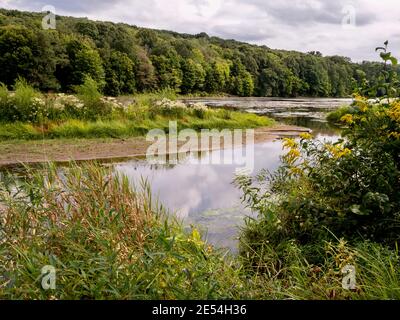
0, 124, 310, 166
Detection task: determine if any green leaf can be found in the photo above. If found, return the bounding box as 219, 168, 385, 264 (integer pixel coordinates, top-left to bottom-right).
389, 56, 398, 66
350, 205, 368, 216
380, 52, 391, 61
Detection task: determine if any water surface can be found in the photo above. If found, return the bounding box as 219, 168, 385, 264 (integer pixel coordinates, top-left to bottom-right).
0, 98, 349, 252
115, 98, 350, 251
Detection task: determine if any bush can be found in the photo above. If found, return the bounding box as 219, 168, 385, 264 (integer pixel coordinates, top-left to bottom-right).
236, 99, 400, 269
75, 76, 112, 119
0, 82, 10, 119
236, 47, 400, 271
326, 105, 353, 123
0, 79, 46, 123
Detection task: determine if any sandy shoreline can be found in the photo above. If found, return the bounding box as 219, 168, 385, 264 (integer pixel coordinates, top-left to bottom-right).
0, 124, 310, 167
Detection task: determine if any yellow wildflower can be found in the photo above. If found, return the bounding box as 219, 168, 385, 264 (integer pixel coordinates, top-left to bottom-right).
283, 138, 298, 149
359, 104, 368, 113
353, 93, 367, 102
300, 132, 313, 140
336, 148, 352, 158
389, 132, 400, 139
288, 148, 301, 158
387, 102, 400, 123
326, 144, 352, 159
340, 114, 354, 125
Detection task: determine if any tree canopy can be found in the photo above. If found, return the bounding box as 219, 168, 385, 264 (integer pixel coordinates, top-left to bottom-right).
0, 8, 398, 97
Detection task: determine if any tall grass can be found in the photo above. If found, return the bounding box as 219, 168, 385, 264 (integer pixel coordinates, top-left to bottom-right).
0, 79, 274, 141
0, 163, 399, 300
0, 163, 251, 300
0, 109, 273, 141
238, 236, 400, 300
132, 88, 178, 107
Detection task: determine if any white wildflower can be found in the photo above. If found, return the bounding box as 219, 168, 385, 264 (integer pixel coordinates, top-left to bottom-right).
155, 98, 187, 110
190, 102, 208, 111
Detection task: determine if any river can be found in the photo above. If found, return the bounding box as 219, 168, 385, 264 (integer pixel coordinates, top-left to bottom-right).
114, 98, 351, 252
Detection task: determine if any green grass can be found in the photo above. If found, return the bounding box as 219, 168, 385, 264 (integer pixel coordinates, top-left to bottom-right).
238, 234, 400, 300
0, 108, 273, 141
0, 162, 399, 300
0, 163, 252, 300
0, 82, 273, 141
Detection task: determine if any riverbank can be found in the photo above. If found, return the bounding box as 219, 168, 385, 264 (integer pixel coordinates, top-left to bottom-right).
0, 124, 309, 166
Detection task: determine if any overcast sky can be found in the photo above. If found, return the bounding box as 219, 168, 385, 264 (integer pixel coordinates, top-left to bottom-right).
1, 0, 399, 61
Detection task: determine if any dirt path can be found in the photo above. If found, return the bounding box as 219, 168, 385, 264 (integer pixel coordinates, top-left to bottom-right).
0, 124, 310, 167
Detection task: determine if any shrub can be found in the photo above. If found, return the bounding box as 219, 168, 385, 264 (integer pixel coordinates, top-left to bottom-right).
0, 82, 10, 120
0, 79, 46, 123
236, 49, 400, 271
75, 76, 112, 119
238, 239, 400, 300
326, 105, 353, 123
236, 101, 400, 269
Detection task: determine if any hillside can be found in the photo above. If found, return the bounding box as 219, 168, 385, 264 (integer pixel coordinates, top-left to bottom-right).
0, 8, 396, 97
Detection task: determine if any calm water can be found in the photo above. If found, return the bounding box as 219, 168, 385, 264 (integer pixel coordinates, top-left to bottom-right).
114, 98, 350, 252
1, 98, 349, 252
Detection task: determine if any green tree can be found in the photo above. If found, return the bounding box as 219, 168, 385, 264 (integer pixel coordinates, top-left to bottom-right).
0, 25, 35, 86
75, 21, 99, 40
104, 50, 136, 96
133, 46, 156, 91
230, 60, 254, 96
151, 43, 183, 91
181, 59, 206, 93
59, 39, 105, 90
205, 60, 230, 93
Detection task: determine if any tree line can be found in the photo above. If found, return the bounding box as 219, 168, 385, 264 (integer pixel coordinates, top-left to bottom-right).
0, 8, 398, 97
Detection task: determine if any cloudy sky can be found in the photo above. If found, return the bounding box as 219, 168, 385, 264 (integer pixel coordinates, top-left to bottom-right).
1, 0, 399, 61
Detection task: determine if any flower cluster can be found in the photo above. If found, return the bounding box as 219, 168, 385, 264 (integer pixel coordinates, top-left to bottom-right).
282, 138, 303, 176
101, 96, 128, 111
56, 94, 84, 109
325, 143, 352, 159
387, 102, 400, 123
155, 98, 187, 110
188, 102, 208, 111
340, 114, 354, 125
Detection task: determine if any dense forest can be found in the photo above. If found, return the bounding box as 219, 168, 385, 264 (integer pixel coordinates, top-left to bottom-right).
0, 8, 399, 97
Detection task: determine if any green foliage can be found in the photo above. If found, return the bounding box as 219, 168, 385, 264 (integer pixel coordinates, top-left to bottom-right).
237, 98, 400, 267
326, 105, 354, 123
0, 8, 395, 97
181, 59, 206, 94
0, 163, 249, 300
0, 94, 272, 140
0, 78, 46, 122
60, 38, 105, 90
0, 163, 398, 300
205, 61, 230, 93
230, 61, 255, 97
355, 41, 400, 98
236, 47, 400, 280
75, 76, 111, 119
104, 50, 136, 96
238, 239, 400, 300
76, 76, 102, 104
0, 25, 36, 87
